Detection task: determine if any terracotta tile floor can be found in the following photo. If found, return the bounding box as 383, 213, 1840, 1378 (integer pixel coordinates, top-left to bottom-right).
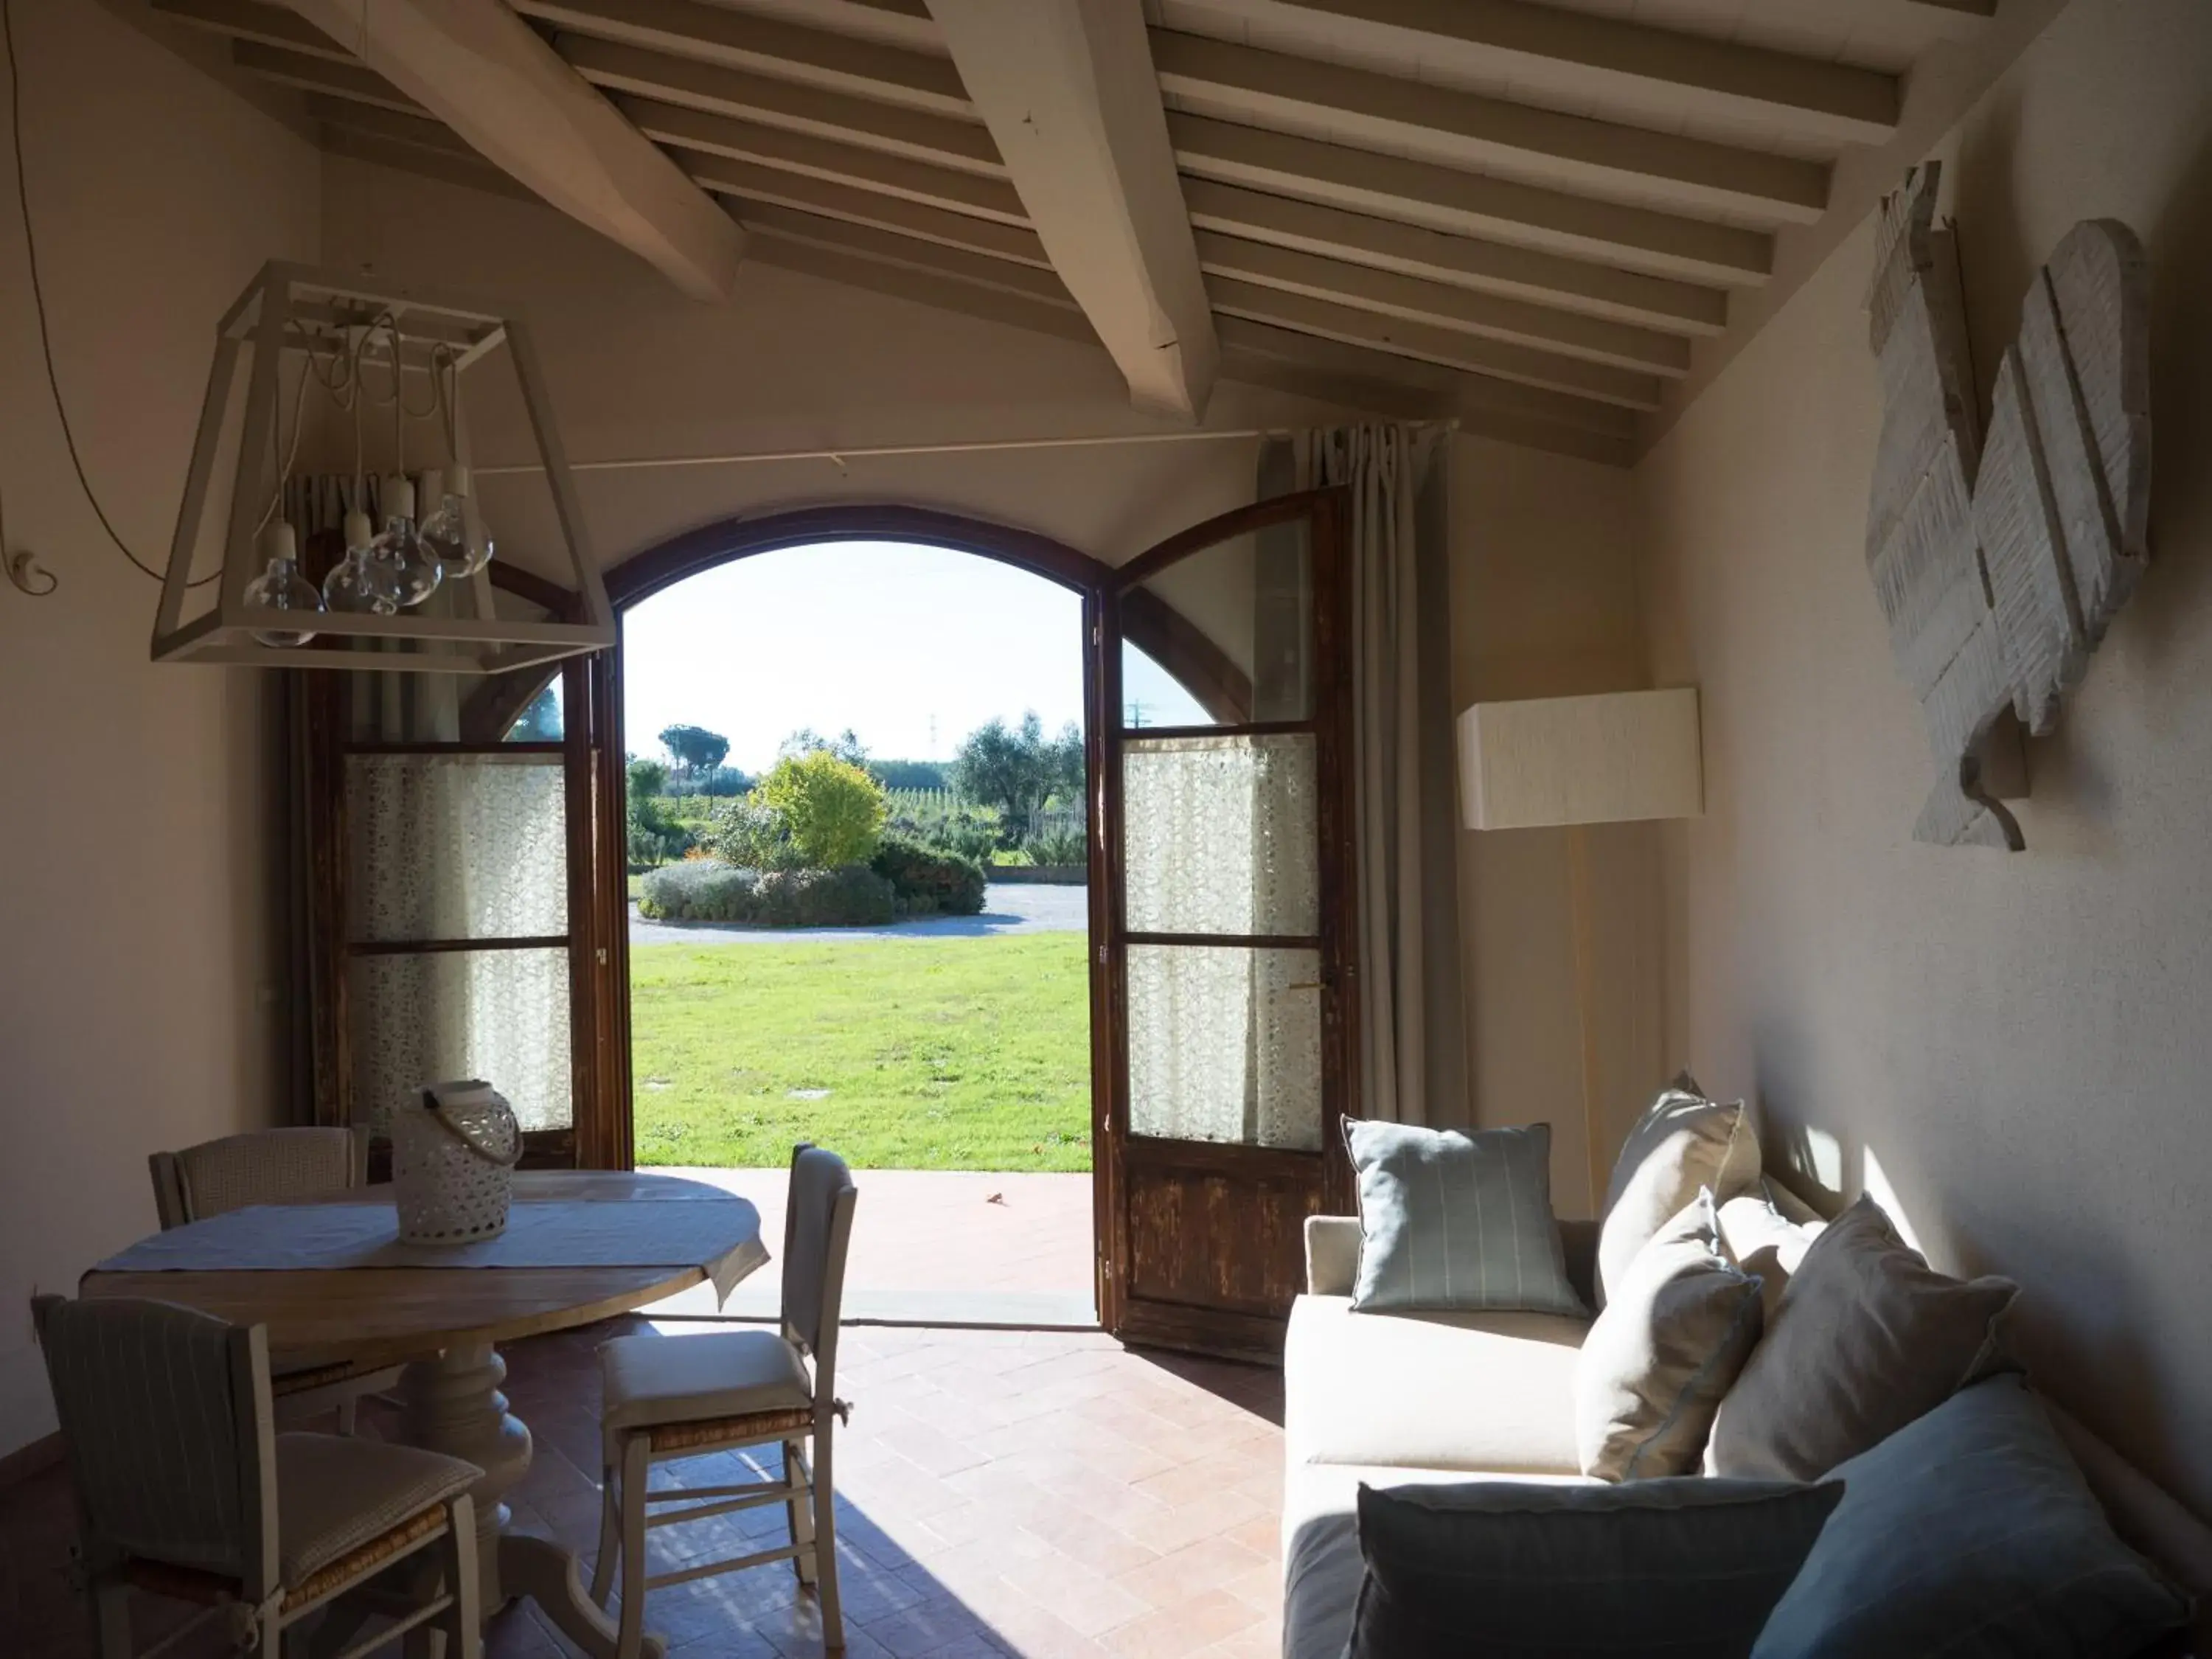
1, 1321, 1285, 1659
646, 1171, 1096, 1325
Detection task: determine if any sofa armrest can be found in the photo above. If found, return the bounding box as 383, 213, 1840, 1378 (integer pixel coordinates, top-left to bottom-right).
1306, 1214, 1362, 1296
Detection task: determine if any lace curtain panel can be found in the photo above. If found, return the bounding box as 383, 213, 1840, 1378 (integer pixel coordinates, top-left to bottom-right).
1122, 733, 1324, 1150
344, 754, 572, 1133
1123, 734, 1318, 936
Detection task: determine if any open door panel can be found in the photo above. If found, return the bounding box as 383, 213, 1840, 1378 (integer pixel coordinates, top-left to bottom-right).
1093, 487, 1357, 1363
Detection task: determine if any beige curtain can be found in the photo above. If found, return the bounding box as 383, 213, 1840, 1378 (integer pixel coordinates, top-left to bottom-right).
1267, 425, 1464, 1126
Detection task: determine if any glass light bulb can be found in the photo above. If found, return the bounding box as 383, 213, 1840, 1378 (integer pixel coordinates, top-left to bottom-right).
324, 509, 402, 615
419, 491, 493, 579
377, 475, 442, 608
242, 523, 321, 647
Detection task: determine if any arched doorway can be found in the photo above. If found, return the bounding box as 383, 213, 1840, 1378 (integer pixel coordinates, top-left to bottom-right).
607, 513, 1118, 1325
455, 492, 1357, 1354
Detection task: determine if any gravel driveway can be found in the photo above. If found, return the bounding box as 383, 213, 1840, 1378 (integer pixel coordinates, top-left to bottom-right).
628, 880, 1089, 945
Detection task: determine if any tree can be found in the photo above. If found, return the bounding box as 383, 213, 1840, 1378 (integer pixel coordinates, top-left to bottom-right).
757, 749, 888, 868
1045, 721, 1085, 806
508, 685, 561, 742
658, 723, 729, 777
778, 726, 868, 766
626, 755, 669, 799
953, 711, 1077, 837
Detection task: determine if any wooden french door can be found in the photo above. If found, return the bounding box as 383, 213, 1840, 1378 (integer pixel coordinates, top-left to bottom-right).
1092, 487, 1357, 1363
298, 643, 628, 1170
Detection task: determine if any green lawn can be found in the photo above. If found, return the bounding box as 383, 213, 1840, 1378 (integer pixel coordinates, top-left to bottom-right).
630, 934, 1091, 1171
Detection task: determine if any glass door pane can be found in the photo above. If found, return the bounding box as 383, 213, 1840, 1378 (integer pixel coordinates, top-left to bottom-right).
1121, 512, 1312, 726
1123, 734, 1318, 936
1126, 944, 1323, 1150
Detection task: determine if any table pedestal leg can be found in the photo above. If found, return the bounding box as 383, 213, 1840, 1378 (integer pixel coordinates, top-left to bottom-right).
402, 1341, 530, 1612
401, 1340, 666, 1659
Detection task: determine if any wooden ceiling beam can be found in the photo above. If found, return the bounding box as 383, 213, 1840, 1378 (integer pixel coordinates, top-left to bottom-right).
307, 94, 476, 156
1206, 275, 1662, 409
231, 40, 426, 114
558, 35, 1003, 177
282, 0, 745, 301
1170, 112, 1771, 288
150, 0, 352, 60
1152, 30, 1829, 229
509, 0, 970, 116
1267, 0, 1899, 147
613, 95, 1028, 225
1180, 175, 1725, 338
1192, 229, 1688, 376
928, 0, 1220, 420
737, 204, 1075, 307
678, 150, 1049, 268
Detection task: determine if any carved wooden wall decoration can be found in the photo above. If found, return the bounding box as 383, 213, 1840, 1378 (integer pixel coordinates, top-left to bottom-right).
1864, 163, 2151, 849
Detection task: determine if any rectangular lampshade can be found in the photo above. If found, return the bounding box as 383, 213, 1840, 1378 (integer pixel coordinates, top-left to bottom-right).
1458, 688, 1703, 830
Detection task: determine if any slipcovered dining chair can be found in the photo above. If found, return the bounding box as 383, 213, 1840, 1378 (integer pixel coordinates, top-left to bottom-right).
33, 1294, 482, 1659
592, 1144, 858, 1656
148, 1125, 402, 1435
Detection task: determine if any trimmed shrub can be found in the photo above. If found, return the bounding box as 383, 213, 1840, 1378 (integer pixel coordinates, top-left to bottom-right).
871, 833, 986, 917
1025, 827, 1088, 869
707, 796, 805, 871
637, 859, 895, 928
759, 751, 889, 867
639, 860, 758, 920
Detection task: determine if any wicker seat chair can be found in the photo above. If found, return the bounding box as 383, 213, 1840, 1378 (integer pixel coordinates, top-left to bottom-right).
33, 1294, 482, 1659
147, 1125, 403, 1434
591, 1144, 859, 1655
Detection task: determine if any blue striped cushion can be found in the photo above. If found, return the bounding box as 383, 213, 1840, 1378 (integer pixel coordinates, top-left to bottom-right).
1346, 1120, 1585, 1315
1752, 1374, 2190, 1658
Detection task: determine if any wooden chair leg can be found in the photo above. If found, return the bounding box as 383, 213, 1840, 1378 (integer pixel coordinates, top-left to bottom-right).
813, 1430, 842, 1652
590, 1459, 619, 1608
616, 1438, 650, 1659
88, 1577, 131, 1659
784, 1438, 817, 1585
441, 1494, 482, 1659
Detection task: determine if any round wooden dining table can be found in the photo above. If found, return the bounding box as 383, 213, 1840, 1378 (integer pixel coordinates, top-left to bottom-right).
81, 1169, 765, 1659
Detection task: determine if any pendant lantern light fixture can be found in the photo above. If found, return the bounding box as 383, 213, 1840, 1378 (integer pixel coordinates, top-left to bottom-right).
153, 261, 613, 673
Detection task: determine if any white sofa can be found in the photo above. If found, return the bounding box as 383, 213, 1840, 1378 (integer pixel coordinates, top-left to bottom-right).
1280, 1213, 1602, 1659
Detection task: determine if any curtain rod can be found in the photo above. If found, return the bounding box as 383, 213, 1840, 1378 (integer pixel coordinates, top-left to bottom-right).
471, 420, 1458, 478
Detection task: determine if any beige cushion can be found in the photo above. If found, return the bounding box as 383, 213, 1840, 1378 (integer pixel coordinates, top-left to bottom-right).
1285, 1295, 1587, 1475
1574, 1191, 1763, 1480
1708, 1194, 2017, 1481
274, 1433, 477, 1586
1596, 1074, 1761, 1307
600, 1329, 813, 1447
1717, 1184, 1826, 1325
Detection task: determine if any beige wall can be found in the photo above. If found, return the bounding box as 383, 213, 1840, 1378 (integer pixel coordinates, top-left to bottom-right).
1447, 439, 1656, 1214
1637, 0, 2212, 1512
0, 4, 320, 1458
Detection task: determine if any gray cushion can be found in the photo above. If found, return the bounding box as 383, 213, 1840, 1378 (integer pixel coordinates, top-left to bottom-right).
1597, 1073, 1763, 1307
1348, 1476, 1843, 1659
1709, 1195, 2017, 1481
1575, 1190, 1764, 1481
1344, 1119, 1583, 1315
600, 1328, 813, 1458
275, 1433, 479, 1585
1753, 1375, 2190, 1658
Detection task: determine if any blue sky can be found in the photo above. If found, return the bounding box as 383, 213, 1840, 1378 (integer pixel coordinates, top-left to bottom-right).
622, 540, 1205, 772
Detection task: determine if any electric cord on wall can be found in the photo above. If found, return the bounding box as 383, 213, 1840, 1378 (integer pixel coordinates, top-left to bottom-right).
1, 0, 216, 597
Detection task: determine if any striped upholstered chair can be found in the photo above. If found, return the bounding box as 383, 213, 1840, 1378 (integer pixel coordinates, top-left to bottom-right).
592, 1144, 858, 1656
33, 1295, 481, 1659
147, 1125, 403, 1434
